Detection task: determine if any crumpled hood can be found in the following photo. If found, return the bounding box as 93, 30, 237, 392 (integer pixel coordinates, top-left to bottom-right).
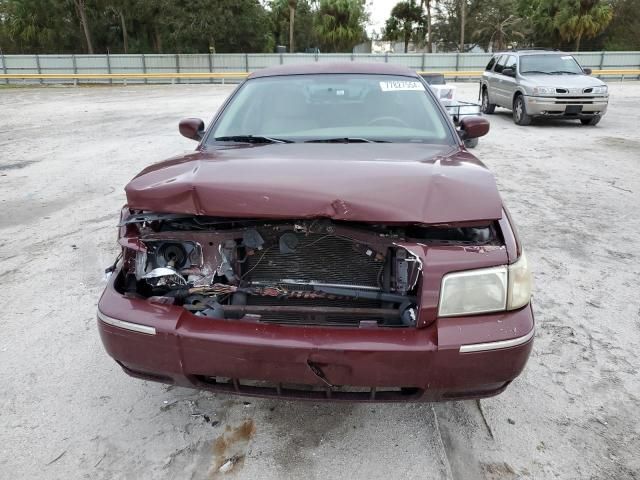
522, 73, 606, 89
125, 143, 503, 224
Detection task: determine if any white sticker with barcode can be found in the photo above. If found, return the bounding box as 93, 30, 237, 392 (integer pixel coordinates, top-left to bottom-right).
379, 80, 425, 92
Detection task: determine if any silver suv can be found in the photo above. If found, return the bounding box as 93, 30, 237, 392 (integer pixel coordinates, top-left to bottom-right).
480, 50, 609, 126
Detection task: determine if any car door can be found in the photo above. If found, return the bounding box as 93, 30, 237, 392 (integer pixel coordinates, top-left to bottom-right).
500, 55, 518, 108
482, 55, 498, 99
490, 55, 507, 106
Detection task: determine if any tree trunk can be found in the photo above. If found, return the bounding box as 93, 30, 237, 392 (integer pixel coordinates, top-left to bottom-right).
118, 10, 128, 54
459, 0, 465, 52
426, 1, 432, 53
289, 6, 295, 53
575, 32, 582, 51
404, 29, 410, 53
154, 24, 163, 53
74, 0, 94, 54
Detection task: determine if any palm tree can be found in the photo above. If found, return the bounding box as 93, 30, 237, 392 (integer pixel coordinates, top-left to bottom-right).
459, 0, 465, 51
420, 0, 436, 53
383, 1, 422, 53
73, 0, 93, 53
553, 0, 612, 51
313, 0, 368, 53
288, 0, 297, 52
474, 1, 526, 51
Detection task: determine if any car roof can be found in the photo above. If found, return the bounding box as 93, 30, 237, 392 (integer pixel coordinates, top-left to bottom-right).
248, 62, 419, 79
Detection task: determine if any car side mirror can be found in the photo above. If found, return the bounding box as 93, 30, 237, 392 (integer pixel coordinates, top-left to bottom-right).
502, 67, 516, 77
458, 116, 490, 141
179, 118, 205, 141
583, 68, 592, 75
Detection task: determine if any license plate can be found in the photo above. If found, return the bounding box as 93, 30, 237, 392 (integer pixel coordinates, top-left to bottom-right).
565, 105, 583, 114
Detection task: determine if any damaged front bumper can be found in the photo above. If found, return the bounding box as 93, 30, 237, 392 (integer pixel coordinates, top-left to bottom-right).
98, 269, 534, 402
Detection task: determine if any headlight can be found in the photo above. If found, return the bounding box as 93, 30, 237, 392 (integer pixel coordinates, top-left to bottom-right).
507, 252, 532, 310
591, 85, 608, 94
438, 252, 532, 317
439, 266, 507, 317
532, 86, 555, 95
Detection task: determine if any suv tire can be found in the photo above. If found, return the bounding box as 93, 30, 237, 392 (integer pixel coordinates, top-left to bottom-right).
513, 95, 532, 126
580, 116, 601, 126
481, 89, 496, 114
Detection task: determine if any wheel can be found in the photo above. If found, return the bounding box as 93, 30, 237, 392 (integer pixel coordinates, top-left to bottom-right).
481, 89, 495, 114
464, 137, 479, 148
580, 116, 601, 126
513, 95, 532, 126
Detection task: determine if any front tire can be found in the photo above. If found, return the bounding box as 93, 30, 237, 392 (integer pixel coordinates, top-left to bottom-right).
581, 116, 601, 126
513, 95, 532, 126
481, 89, 496, 114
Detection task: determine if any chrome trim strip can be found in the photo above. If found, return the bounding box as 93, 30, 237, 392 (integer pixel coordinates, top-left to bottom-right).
459, 328, 534, 353
97, 310, 156, 335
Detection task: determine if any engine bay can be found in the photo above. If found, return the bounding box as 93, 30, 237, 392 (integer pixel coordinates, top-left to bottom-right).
115, 214, 500, 327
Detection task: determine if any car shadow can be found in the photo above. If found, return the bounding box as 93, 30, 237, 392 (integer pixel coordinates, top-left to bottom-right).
489, 108, 589, 128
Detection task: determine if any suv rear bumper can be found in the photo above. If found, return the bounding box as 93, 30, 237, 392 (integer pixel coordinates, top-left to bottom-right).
524, 95, 608, 117
97, 270, 534, 402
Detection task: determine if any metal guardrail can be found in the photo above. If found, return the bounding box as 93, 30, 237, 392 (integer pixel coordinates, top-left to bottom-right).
1, 69, 638, 83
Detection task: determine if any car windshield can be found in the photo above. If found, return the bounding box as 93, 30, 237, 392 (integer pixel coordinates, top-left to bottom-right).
520, 54, 584, 75
207, 74, 453, 145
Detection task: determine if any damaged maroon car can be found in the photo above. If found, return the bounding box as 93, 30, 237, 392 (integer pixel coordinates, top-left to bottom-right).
98, 63, 534, 402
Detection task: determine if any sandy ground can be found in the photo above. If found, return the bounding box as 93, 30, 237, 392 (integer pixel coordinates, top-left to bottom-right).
1, 81, 639, 480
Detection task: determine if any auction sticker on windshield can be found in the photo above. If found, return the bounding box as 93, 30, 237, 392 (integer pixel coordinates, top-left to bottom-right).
380, 80, 425, 92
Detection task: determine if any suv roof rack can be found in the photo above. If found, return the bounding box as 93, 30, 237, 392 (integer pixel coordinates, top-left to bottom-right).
512, 48, 562, 52
492, 48, 562, 54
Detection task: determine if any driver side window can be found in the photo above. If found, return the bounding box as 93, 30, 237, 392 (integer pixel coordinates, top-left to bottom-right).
493, 55, 506, 74
504, 55, 517, 73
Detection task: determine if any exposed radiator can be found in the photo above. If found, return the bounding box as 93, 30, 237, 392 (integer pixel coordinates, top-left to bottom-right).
244, 232, 384, 288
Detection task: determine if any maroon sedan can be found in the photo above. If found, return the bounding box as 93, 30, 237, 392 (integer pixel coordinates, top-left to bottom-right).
98, 63, 533, 402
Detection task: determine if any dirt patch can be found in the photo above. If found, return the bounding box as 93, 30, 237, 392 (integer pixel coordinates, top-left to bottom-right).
210, 419, 256, 476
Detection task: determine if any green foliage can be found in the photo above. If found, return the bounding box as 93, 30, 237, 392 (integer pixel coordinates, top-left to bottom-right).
383, 0, 424, 52
1, 0, 82, 53
603, 0, 640, 50
554, 0, 612, 50
384, 0, 624, 51
269, 0, 316, 51
518, 0, 613, 50
0, 0, 370, 53
473, 0, 526, 50
313, 0, 368, 52
431, 0, 485, 51
0, 0, 634, 53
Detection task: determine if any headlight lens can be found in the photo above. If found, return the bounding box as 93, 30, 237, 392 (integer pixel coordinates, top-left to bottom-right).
439, 266, 507, 317
438, 252, 532, 317
591, 85, 608, 94
533, 86, 555, 95
507, 251, 532, 310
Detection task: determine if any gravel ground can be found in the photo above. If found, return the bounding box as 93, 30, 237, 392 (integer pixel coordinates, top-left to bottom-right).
1, 81, 639, 480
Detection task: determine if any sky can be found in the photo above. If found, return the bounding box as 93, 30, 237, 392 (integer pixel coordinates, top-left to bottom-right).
367, 0, 397, 36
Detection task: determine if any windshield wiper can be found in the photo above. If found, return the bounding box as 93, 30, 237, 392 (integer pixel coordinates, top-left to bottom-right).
304, 137, 389, 143
213, 135, 294, 144
550, 70, 579, 75
521, 70, 551, 75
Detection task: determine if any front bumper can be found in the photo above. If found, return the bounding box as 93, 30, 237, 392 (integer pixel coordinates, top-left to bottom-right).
97, 271, 534, 402
524, 95, 608, 117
